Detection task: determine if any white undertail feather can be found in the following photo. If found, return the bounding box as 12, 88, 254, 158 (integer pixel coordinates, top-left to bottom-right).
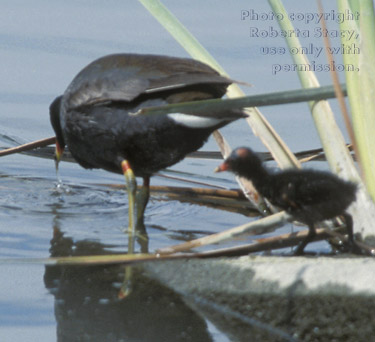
167, 113, 222, 128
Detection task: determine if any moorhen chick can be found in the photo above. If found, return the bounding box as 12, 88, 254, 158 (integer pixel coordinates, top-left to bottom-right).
215, 147, 358, 255
50, 53, 245, 234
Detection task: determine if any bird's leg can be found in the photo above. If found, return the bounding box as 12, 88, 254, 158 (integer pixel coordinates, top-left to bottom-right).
136, 177, 150, 227
119, 160, 137, 299
294, 224, 316, 256
135, 176, 150, 253
121, 160, 137, 237
342, 213, 354, 245
342, 213, 362, 254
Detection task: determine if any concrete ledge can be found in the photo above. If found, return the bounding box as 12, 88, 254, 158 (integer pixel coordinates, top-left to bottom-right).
142, 256, 375, 341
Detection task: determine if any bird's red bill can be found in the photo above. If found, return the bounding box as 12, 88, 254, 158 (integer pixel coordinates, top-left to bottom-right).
55, 140, 64, 162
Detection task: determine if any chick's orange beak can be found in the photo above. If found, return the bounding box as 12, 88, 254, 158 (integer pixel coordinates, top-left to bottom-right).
214, 161, 229, 173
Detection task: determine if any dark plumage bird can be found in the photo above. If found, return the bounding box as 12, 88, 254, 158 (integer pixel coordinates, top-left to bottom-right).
49, 53, 245, 233
215, 147, 358, 255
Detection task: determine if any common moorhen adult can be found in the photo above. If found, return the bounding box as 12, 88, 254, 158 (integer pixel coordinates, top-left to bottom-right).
50, 53, 245, 233
215, 147, 358, 255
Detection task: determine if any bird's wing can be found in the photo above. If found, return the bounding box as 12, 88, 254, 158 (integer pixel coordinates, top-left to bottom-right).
63, 53, 232, 110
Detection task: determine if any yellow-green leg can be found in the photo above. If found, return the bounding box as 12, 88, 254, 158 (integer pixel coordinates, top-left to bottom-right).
119, 160, 137, 298
121, 160, 137, 236
136, 177, 150, 224
135, 177, 150, 253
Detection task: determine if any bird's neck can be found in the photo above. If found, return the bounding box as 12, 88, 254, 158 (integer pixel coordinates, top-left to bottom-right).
237, 162, 270, 190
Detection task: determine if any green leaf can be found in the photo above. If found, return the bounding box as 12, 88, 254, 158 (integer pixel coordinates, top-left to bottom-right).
340, 0, 375, 200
